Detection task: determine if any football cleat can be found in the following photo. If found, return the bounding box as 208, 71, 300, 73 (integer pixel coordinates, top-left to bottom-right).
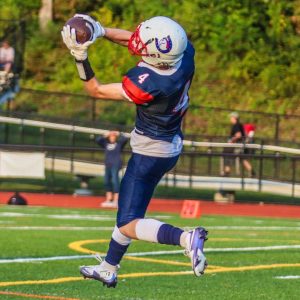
80, 254, 118, 288
185, 227, 208, 277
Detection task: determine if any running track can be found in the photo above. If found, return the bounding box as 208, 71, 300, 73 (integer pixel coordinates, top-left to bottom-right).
0, 192, 299, 219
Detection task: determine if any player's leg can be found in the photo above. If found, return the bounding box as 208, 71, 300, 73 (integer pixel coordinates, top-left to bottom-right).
119, 219, 207, 275
80, 225, 130, 287
80, 153, 207, 287
80, 153, 166, 286
116, 154, 207, 277
80, 157, 140, 287
115, 154, 207, 275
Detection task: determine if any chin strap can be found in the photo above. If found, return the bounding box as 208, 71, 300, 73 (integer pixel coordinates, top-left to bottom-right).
75, 58, 95, 81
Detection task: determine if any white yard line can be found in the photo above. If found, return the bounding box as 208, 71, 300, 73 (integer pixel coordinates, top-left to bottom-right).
1, 245, 300, 264
1, 225, 300, 231
0, 212, 115, 221
205, 226, 300, 231
0, 226, 114, 231
0, 255, 91, 264
274, 275, 300, 279
204, 245, 300, 252
0, 212, 171, 221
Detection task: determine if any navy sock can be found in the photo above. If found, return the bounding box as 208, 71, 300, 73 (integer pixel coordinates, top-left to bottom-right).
105, 238, 129, 266
157, 224, 184, 246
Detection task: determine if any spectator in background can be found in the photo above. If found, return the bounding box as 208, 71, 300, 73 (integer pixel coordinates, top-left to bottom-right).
244, 123, 256, 144
0, 40, 15, 73
96, 131, 128, 208
224, 112, 255, 177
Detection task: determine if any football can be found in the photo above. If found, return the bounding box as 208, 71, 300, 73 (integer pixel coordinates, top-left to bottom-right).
65, 16, 93, 44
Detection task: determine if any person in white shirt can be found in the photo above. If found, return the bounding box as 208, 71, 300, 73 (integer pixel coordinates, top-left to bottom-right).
0, 40, 15, 73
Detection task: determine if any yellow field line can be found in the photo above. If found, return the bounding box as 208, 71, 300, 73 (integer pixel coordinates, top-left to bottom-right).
69, 239, 188, 266
118, 263, 300, 278
1, 263, 300, 288
119, 271, 193, 278
68, 239, 202, 267
124, 256, 191, 266
68, 238, 300, 257
68, 239, 108, 255
0, 291, 79, 300
125, 257, 223, 269
0, 277, 81, 287
209, 263, 300, 274
68, 239, 300, 269
69, 240, 222, 268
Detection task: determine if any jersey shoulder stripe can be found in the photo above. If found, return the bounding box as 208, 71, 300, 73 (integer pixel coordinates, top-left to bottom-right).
122, 75, 154, 105
122, 65, 160, 105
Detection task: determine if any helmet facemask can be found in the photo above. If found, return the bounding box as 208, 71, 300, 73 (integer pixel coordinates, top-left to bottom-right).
128, 24, 151, 57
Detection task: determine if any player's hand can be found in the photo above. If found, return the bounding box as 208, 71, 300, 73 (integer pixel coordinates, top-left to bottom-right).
61, 25, 94, 61
74, 13, 106, 38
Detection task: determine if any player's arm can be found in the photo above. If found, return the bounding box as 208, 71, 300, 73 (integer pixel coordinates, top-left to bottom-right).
104, 28, 132, 47
84, 77, 125, 100
86, 27, 133, 97
61, 21, 127, 101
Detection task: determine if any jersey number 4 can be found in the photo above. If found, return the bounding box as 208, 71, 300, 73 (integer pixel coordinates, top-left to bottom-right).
138, 73, 149, 84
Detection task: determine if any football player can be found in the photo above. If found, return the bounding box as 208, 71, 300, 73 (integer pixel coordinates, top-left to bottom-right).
62, 14, 208, 288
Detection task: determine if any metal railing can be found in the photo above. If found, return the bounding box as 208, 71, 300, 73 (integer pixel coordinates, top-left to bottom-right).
1, 115, 300, 156
0, 143, 299, 198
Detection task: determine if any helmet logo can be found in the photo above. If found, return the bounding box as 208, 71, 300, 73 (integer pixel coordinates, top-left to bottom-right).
155, 35, 172, 54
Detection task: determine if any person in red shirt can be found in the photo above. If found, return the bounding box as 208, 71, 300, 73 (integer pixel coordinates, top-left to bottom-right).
224, 112, 255, 177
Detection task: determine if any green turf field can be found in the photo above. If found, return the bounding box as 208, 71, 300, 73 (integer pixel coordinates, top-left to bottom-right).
0, 205, 299, 300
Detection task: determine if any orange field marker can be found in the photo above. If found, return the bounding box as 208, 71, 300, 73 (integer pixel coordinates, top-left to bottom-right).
180, 200, 201, 218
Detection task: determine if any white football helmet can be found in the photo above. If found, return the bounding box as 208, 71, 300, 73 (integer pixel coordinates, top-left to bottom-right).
128, 16, 188, 68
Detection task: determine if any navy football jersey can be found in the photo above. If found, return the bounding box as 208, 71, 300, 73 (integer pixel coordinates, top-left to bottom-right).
122, 41, 195, 142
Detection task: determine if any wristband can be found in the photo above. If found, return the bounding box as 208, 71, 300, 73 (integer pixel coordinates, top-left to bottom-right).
75, 58, 95, 81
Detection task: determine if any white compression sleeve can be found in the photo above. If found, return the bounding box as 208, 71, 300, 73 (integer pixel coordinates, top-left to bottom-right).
135, 219, 164, 243
112, 226, 131, 245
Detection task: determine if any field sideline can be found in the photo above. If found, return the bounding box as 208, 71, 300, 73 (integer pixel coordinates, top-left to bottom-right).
0, 204, 300, 299
1, 192, 300, 218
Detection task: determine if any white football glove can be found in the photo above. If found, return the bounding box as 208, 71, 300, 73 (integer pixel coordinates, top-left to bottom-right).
61, 25, 94, 61
74, 14, 106, 38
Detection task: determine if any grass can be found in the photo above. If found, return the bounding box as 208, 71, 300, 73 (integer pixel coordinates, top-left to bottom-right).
0, 205, 299, 299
